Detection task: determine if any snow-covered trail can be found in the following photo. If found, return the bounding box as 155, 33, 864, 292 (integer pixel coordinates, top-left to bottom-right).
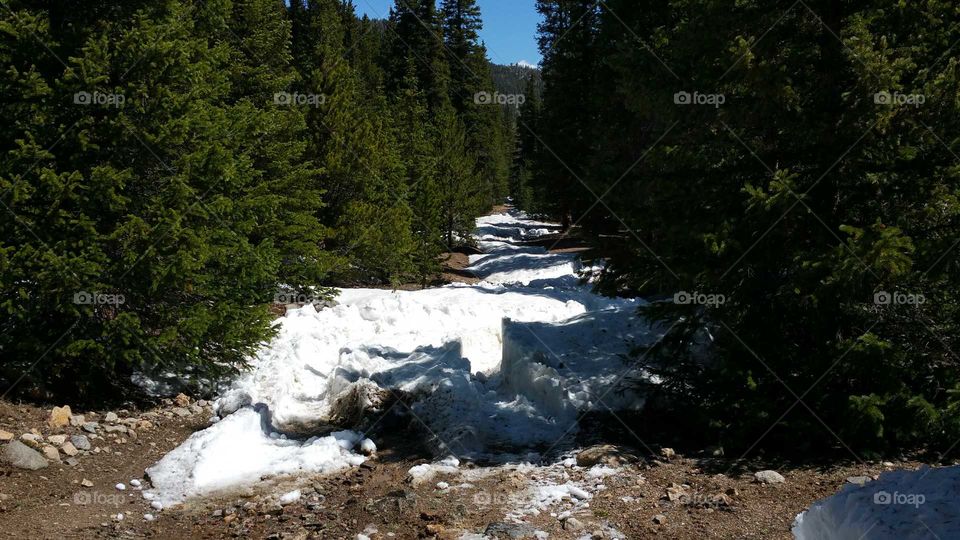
145, 210, 659, 506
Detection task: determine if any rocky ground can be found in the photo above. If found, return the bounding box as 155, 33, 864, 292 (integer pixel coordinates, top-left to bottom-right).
0, 398, 937, 539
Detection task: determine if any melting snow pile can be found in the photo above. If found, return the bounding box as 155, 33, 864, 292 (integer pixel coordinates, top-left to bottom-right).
146, 211, 658, 505
792, 466, 960, 540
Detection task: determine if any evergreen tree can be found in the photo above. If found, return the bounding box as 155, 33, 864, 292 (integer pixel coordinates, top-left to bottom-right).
434, 103, 482, 246
441, 0, 509, 207
393, 59, 444, 283
291, 0, 415, 284
0, 0, 283, 399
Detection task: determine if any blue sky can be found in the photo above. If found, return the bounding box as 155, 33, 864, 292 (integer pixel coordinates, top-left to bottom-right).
351, 0, 542, 66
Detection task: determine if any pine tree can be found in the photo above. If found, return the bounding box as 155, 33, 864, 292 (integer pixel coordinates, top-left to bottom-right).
292, 0, 415, 284
441, 0, 509, 207
394, 59, 444, 284
387, 0, 451, 112
0, 0, 283, 399
434, 103, 482, 246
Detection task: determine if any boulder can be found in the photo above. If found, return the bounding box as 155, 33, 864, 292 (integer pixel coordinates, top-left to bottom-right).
47, 435, 67, 446
48, 405, 72, 428
754, 470, 785, 484
41, 445, 61, 463
2, 440, 48, 470
575, 444, 637, 467
484, 522, 538, 539
19, 433, 42, 449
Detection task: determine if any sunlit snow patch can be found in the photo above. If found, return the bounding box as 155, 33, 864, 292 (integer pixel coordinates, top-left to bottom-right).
144, 407, 365, 506
145, 211, 658, 505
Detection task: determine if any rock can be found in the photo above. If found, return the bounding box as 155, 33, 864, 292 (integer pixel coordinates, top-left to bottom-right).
19, 433, 42, 449
116, 483, 126, 491
104, 412, 119, 423
103, 425, 127, 434
0, 430, 13, 442
137, 420, 154, 430
64, 457, 79, 466
174, 393, 191, 407
665, 484, 688, 502
48, 405, 72, 428
60, 442, 79, 456
70, 415, 85, 427
484, 522, 538, 539
189, 404, 203, 415
562, 517, 584, 530
653, 514, 667, 525
151, 501, 163, 511
70, 435, 91, 451
359, 438, 377, 456
660, 447, 676, 460
81, 479, 94, 487
846, 475, 872, 486
41, 445, 61, 462
215, 390, 252, 417
197, 400, 208, 407
2, 440, 48, 470
47, 435, 67, 446
171, 407, 191, 418
754, 470, 785, 484
710, 493, 733, 507
82, 422, 99, 434
576, 444, 637, 467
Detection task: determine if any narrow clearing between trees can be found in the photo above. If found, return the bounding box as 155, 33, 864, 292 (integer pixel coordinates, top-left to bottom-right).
148, 209, 653, 507
1, 211, 951, 539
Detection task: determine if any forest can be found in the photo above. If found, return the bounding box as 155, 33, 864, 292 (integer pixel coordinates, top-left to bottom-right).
1, 0, 519, 400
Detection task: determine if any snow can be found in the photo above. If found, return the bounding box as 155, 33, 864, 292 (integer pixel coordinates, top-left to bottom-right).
359, 438, 377, 455
144, 407, 365, 506
408, 456, 461, 485
792, 466, 960, 539
278, 489, 301, 505
146, 210, 659, 505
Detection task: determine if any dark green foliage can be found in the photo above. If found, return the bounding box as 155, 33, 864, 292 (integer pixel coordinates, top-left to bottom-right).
0, 0, 514, 401
0, 0, 298, 400
525, 0, 960, 455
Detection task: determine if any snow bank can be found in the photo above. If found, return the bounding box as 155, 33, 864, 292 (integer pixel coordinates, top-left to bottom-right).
144, 407, 364, 506
792, 466, 960, 540
146, 211, 657, 505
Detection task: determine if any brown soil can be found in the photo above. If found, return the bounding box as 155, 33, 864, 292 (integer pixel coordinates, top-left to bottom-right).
0, 399, 935, 539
